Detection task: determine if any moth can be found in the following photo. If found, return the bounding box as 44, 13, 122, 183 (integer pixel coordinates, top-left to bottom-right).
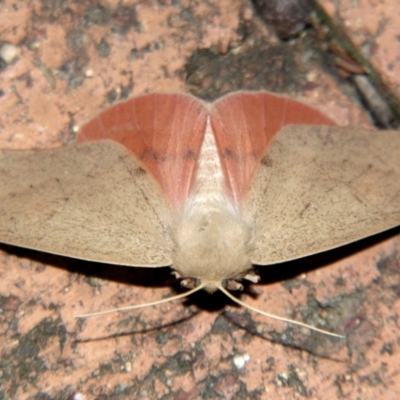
1, 92, 400, 336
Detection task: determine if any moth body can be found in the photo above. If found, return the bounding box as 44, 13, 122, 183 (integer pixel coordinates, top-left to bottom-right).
2, 91, 400, 309
170, 118, 254, 292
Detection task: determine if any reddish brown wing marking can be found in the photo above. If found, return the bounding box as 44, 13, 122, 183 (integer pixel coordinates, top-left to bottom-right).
210, 92, 336, 204
78, 93, 208, 207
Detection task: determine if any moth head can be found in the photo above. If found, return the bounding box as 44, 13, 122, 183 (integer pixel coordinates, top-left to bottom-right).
170, 203, 255, 292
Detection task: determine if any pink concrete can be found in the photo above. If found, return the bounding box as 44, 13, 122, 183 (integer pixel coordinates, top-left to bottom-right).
1, 0, 399, 398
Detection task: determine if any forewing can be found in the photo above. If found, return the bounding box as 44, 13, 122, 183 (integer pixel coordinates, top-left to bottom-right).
248, 125, 400, 265
0, 141, 172, 266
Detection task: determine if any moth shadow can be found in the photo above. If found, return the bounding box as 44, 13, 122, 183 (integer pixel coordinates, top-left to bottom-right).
0, 244, 249, 313
254, 226, 400, 287
216, 227, 400, 358
171, 228, 400, 314
2, 226, 399, 336
224, 308, 347, 361
0, 243, 175, 289
73, 308, 200, 345
2, 226, 399, 311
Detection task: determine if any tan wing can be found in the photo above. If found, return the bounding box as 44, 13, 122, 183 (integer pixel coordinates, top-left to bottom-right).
0, 140, 172, 266
248, 125, 400, 265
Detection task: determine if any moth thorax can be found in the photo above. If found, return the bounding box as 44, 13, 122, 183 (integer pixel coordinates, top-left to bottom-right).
171, 202, 254, 292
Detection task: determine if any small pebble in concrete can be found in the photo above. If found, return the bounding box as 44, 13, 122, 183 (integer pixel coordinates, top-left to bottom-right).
233, 353, 250, 369
0, 42, 21, 64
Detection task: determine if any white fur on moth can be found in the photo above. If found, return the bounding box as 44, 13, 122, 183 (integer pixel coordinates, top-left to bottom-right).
1, 91, 400, 336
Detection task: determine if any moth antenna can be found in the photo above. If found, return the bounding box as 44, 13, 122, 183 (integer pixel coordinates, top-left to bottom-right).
217, 285, 345, 339
75, 284, 205, 318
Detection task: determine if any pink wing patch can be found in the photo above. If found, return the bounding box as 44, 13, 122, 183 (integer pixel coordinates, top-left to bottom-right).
210, 92, 336, 203
78, 93, 208, 207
